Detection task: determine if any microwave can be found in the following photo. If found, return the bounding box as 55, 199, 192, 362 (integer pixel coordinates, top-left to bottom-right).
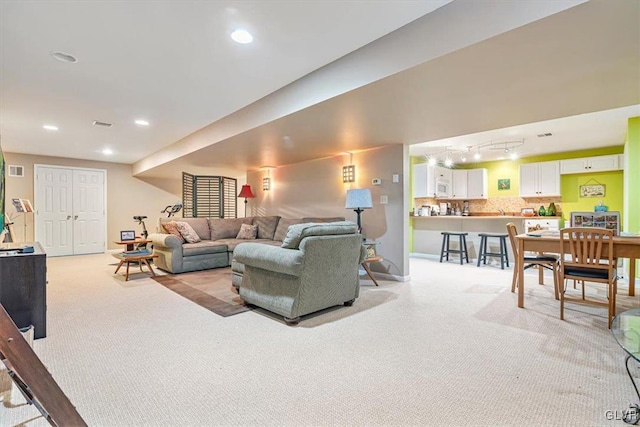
435, 178, 450, 198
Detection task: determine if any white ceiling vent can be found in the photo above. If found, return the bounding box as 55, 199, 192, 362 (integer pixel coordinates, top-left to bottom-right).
8, 165, 24, 177
93, 120, 113, 127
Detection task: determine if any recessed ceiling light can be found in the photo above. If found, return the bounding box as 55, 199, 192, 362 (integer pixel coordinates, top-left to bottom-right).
102, 148, 113, 155
51, 51, 78, 63
43, 124, 58, 131
510, 152, 519, 160
135, 119, 149, 126
473, 153, 481, 160
231, 29, 253, 44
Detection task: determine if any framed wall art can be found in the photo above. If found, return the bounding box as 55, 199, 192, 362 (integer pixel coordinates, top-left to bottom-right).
579, 184, 605, 198
498, 179, 510, 190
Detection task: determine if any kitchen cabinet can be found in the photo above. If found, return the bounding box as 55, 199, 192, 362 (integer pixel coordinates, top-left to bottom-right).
451, 168, 488, 199
524, 218, 562, 233
413, 163, 429, 198
519, 161, 560, 197
451, 170, 467, 199
467, 168, 488, 199
560, 154, 621, 174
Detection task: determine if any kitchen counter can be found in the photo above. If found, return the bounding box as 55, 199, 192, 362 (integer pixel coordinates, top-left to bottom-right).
410, 215, 562, 220
410, 215, 563, 259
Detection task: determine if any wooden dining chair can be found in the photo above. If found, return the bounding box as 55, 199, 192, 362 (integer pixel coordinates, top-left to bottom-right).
558, 227, 617, 328
506, 222, 560, 299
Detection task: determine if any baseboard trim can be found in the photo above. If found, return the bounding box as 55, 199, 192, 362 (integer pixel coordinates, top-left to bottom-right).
359, 269, 410, 282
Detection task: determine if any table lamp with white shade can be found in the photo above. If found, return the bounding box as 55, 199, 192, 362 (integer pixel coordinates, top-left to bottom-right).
345, 188, 372, 233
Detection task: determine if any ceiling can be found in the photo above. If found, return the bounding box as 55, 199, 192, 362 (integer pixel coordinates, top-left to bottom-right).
1, 1, 639, 185
0, 0, 448, 163
409, 104, 640, 164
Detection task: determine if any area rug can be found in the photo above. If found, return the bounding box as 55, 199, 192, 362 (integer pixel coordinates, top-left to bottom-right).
151, 268, 252, 317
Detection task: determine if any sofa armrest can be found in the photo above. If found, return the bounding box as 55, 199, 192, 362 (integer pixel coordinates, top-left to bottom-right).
233, 243, 304, 277
148, 233, 183, 250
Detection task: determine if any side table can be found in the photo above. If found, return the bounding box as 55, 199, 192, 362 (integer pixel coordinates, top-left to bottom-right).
112, 252, 158, 281
114, 238, 150, 252
361, 256, 383, 286
612, 308, 640, 424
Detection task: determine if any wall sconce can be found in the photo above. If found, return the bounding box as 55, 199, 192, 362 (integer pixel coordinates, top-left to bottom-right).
343, 165, 355, 183
261, 166, 274, 191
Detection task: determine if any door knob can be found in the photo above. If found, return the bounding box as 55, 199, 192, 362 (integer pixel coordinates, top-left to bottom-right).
74, 215, 78, 220
67, 215, 71, 220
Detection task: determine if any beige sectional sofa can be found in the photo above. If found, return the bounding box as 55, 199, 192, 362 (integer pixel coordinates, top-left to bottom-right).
148, 216, 344, 274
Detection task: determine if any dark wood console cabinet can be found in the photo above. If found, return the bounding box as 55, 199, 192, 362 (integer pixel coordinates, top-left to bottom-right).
0, 242, 46, 339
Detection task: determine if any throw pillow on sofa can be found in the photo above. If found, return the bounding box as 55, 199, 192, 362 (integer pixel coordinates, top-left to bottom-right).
236, 223, 258, 240
162, 221, 185, 243
176, 221, 201, 243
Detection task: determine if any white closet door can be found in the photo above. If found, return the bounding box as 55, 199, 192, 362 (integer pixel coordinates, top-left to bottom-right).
73, 169, 105, 255
35, 166, 74, 256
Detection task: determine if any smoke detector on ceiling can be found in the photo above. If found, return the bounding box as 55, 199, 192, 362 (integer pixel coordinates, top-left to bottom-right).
93, 120, 113, 128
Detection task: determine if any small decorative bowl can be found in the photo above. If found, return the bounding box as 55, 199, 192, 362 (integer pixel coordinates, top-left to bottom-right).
521, 208, 535, 217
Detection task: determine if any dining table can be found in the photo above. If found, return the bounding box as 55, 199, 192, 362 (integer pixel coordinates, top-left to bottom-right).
514, 231, 640, 308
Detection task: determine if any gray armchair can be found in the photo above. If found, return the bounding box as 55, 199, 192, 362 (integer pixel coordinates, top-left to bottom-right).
232, 222, 365, 324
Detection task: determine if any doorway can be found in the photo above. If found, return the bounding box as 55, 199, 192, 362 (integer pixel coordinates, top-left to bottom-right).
34, 165, 106, 256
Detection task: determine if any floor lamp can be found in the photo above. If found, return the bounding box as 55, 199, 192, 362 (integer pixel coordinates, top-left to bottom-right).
345, 188, 372, 233
238, 185, 255, 217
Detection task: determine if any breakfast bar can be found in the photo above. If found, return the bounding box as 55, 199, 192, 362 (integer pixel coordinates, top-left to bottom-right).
411, 215, 562, 261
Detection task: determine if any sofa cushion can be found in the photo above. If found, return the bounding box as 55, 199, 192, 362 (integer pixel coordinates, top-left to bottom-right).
176, 221, 201, 243
161, 217, 210, 240
236, 223, 258, 239
281, 221, 358, 249
216, 238, 280, 252
273, 218, 305, 242
302, 216, 345, 223
252, 216, 281, 240
182, 241, 228, 257
162, 221, 185, 243
209, 217, 253, 240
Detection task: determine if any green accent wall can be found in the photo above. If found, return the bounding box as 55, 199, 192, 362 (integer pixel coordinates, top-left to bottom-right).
560, 171, 624, 223
626, 117, 640, 279
627, 117, 640, 234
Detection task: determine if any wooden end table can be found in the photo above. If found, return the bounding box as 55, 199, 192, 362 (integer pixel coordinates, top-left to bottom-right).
112, 252, 158, 281
361, 256, 384, 286
114, 238, 151, 251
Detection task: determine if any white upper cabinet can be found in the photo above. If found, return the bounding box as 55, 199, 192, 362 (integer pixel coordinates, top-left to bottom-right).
560, 154, 621, 174
413, 163, 428, 198
413, 163, 437, 198
451, 170, 467, 199
520, 161, 561, 197
467, 168, 488, 199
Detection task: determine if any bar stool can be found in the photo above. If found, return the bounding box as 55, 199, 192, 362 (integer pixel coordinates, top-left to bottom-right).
477, 233, 510, 269
439, 232, 470, 265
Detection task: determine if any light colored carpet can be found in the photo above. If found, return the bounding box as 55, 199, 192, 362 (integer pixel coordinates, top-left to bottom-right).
1, 253, 638, 426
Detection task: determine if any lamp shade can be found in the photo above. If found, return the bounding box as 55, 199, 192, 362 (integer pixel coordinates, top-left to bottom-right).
238, 184, 255, 199
345, 189, 372, 209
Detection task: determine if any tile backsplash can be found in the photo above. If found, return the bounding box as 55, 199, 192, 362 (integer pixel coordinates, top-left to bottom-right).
414, 196, 562, 215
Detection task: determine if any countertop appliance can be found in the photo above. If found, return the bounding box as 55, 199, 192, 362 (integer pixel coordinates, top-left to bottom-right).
462, 200, 470, 216
439, 202, 450, 216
